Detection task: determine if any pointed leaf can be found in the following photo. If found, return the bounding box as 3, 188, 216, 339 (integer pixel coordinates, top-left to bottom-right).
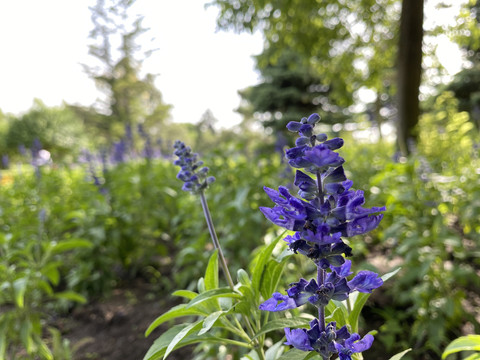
237, 268, 251, 286
185, 288, 241, 309
265, 340, 286, 360
163, 320, 203, 359
0, 321, 6, 360
252, 233, 284, 301
204, 250, 219, 291
389, 349, 412, 360
198, 311, 224, 335
144, 324, 246, 360
145, 304, 208, 337
349, 267, 401, 333
50, 239, 92, 254
172, 289, 198, 300
54, 291, 87, 304
348, 292, 370, 333
13, 278, 27, 308
260, 257, 290, 301
442, 335, 480, 359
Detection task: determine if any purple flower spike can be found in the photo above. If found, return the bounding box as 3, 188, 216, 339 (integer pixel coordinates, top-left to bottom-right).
257, 113, 385, 358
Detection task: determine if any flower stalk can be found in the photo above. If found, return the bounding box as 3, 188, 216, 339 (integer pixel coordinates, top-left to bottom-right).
199, 190, 235, 289
258, 113, 386, 359
173, 141, 259, 348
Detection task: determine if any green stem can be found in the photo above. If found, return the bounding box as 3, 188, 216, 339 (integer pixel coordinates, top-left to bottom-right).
199, 190, 235, 290
220, 318, 252, 343
199, 190, 258, 344
215, 338, 254, 349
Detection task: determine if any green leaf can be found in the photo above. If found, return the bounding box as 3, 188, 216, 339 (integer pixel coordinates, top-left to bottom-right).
54, 291, 87, 304
198, 310, 224, 335
253, 318, 311, 340
442, 335, 480, 359
13, 278, 27, 308
163, 320, 203, 359
260, 257, 289, 301
277, 349, 320, 360
50, 239, 93, 254
326, 300, 348, 328
204, 250, 219, 291
185, 288, 241, 309
145, 304, 208, 337
144, 324, 195, 360
42, 262, 61, 286
144, 324, 242, 360
172, 289, 198, 300
348, 292, 370, 333
389, 349, 412, 360
252, 233, 284, 301
382, 267, 401, 282
349, 267, 401, 333
0, 321, 6, 360
237, 268, 251, 286
265, 340, 285, 360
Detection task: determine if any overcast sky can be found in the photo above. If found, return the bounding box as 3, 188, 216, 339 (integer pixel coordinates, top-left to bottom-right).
0, 0, 465, 129
0, 0, 264, 128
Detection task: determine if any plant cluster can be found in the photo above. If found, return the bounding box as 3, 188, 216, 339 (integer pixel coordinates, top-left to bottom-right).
144, 114, 404, 360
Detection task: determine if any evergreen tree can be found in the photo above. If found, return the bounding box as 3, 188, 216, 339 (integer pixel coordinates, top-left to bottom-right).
238, 48, 346, 134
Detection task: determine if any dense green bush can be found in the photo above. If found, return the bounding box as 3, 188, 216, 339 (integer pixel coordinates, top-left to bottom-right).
1, 97, 479, 359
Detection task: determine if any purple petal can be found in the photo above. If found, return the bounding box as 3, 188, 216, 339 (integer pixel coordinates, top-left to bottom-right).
348, 271, 383, 293
259, 292, 297, 311
286, 121, 303, 132
284, 328, 314, 351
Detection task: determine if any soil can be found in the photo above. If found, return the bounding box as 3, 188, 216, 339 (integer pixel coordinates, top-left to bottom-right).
57, 280, 193, 360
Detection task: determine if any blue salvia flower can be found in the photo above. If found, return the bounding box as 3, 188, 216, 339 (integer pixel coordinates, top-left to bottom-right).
173, 140, 215, 194
112, 140, 127, 164
2, 154, 9, 169
138, 124, 154, 159
259, 113, 385, 359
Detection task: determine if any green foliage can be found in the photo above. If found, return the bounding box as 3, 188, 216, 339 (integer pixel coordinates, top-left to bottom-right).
210, 0, 399, 108
334, 95, 480, 359
4, 100, 88, 162
442, 335, 480, 359
237, 47, 346, 139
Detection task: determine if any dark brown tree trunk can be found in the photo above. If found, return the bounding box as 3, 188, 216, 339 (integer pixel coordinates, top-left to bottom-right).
396, 0, 424, 156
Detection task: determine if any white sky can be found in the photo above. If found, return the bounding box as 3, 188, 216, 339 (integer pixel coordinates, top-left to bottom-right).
0, 0, 264, 128
0, 0, 466, 129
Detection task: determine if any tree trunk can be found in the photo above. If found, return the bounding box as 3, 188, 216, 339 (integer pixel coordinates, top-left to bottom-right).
396, 0, 424, 156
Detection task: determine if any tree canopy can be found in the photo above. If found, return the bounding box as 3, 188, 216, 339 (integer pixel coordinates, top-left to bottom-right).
83, 0, 171, 142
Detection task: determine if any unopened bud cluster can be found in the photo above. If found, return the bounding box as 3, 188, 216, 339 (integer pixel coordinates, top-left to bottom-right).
173, 140, 215, 193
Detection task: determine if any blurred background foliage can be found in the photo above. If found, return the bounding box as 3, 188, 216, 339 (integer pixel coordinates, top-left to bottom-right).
1, 0, 480, 359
